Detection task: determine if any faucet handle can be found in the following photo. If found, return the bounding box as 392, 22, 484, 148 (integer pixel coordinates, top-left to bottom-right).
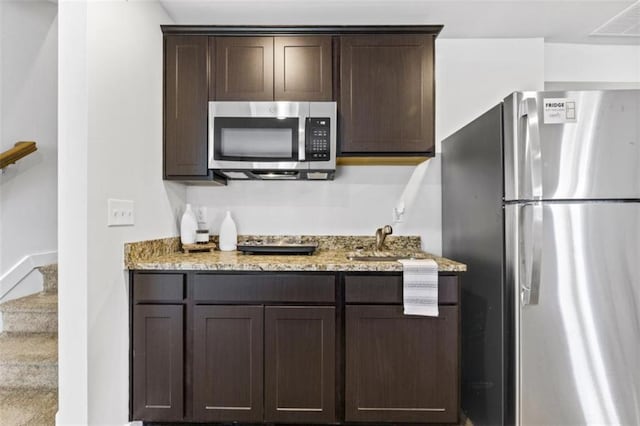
375, 225, 393, 251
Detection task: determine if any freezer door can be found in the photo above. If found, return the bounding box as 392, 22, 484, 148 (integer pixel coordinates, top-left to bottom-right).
504, 90, 640, 201
506, 201, 640, 425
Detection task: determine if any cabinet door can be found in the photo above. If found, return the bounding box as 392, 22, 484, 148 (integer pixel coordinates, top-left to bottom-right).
215, 37, 274, 100
346, 305, 459, 423
339, 34, 435, 155
264, 306, 335, 423
274, 36, 332, 101
192, 305, 263, 422
164, 36, 209, 177
132, 305, 184, 421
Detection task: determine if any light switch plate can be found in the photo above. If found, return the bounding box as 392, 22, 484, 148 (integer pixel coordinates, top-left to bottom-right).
108, 199, 134, 226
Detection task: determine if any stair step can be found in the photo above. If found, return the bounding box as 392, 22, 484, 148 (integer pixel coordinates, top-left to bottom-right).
0, 333, 57, 389
0, 387, 57, 425
0, 293, 57, 333
38, 264, 57, 294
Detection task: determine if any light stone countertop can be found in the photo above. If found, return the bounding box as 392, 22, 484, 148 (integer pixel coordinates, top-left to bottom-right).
125, 235, 466, 273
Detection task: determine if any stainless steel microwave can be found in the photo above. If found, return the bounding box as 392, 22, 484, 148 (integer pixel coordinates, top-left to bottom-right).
208, 101, 337, 180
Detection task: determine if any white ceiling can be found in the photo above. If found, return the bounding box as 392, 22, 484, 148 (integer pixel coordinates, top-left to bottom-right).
158, 0, 640, 45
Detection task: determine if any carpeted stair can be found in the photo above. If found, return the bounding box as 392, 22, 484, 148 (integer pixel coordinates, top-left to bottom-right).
0, 264, 58, 425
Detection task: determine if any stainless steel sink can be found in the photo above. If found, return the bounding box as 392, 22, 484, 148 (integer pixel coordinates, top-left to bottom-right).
346, 252, 425, 262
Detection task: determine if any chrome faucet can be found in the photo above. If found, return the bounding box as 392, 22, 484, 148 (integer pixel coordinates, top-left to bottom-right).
375, 225, 393, 251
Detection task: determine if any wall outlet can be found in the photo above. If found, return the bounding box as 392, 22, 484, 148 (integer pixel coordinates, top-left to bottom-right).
195, 206, 208, 228
108, 199, 134, 226
393, 205, 405, 223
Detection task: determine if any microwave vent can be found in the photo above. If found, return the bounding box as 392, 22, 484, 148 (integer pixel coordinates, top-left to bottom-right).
222, 171, 250, 179
255, 171, 299, 180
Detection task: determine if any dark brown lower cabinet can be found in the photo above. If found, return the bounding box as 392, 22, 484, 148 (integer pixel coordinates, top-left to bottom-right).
132, 304, 184, 421
264, 306, 336, 423
345, 304, 459, 423
130, 271, 461, 425
191, 304, 335, 423
192, 305, 264, 422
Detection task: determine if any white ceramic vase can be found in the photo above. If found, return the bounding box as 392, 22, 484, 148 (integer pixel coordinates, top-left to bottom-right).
180, 204, 198, 245
219, 210, 238, 251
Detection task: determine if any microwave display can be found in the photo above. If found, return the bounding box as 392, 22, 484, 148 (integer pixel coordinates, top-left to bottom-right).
306, 118, 331, 160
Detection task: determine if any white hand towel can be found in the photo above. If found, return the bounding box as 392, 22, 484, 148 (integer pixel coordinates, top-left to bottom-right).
399, 259, 439, 317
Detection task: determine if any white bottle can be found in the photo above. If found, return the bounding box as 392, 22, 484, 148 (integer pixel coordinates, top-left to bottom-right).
180, 204, 198, 245
219, 210, 238, 251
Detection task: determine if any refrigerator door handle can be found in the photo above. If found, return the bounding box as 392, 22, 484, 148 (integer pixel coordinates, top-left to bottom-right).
519, 98, 543, 200
520, 202, 543, 306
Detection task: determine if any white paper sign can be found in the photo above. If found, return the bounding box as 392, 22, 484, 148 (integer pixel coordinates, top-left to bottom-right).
543, 98, 577, 124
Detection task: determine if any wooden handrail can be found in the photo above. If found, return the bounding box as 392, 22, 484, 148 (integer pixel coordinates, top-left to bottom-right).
0, 141, 37, 170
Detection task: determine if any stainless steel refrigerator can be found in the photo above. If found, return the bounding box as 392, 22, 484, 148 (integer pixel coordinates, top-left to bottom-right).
442, 90, 640, 425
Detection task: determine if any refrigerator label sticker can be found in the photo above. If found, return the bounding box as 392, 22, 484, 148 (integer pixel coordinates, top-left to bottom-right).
543, 98, 577, 124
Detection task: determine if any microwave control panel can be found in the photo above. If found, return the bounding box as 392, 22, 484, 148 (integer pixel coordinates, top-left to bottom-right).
306, 118, 331, 161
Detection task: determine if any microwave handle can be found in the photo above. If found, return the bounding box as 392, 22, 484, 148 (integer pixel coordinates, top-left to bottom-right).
299, 118, 307, 162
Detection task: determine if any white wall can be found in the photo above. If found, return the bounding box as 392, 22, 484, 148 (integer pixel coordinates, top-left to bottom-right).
545, 43, 640, 86
187, 38, 545, 255
0, 1, 58, 300
436, 39, 545, 143
58, 1, 181, 424
188, 164, 443, 252
58, 1, 88, 423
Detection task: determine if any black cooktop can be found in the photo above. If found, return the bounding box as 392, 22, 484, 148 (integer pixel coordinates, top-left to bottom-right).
236, 237, 318, 255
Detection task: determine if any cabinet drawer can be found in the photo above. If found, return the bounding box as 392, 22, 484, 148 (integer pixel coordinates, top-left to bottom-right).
345, 274, 458, 305
133, 273, 184, 302
193, 273, 335, 303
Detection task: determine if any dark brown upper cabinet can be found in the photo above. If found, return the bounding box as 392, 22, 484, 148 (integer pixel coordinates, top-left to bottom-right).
214, 36, 274, 101
162, 27, 442, 177
339, 34, 435, 157
164, 36, 209, 178
274, 36, 333, 101
212, 36, 332, 101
